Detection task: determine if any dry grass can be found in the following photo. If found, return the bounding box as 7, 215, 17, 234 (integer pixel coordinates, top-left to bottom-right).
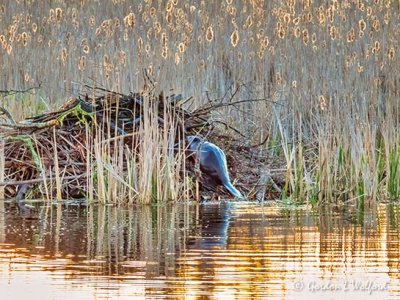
1, 1, 399, 204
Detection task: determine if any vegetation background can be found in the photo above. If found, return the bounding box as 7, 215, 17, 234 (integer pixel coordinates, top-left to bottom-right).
0, 0, 399, 204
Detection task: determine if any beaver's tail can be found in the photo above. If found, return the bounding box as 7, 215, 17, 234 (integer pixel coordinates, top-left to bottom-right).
224, 181, 244, 199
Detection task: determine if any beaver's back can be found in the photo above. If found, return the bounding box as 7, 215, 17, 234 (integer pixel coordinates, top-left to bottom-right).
198, 142, 230, 185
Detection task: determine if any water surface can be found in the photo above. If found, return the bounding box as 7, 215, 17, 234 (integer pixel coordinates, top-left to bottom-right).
0, 201, 399, 299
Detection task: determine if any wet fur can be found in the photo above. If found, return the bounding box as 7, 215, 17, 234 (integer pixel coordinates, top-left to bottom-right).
187, 136, 243, 199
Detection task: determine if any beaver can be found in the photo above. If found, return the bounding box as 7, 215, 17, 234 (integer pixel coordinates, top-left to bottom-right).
187, 135, 244, 199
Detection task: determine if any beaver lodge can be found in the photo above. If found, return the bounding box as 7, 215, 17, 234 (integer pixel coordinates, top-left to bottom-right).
0, 84, 283, 204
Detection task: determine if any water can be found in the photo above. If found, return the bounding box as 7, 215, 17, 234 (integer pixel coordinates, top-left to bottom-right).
0, 201, 400, 299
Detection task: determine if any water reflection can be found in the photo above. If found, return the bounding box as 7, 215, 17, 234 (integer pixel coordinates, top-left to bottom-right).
0, 202, 400, 299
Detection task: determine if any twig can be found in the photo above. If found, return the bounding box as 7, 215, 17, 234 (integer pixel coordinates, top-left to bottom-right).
0, 174, 87, 186
192, 97, 283, 117
0, 85, 41, 97
0, 107, 16, 125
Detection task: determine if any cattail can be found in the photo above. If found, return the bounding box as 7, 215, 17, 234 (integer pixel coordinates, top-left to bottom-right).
359, 19, 366, 31
49, 9, 55, 22
161, 32, 167, 45
55, 8, 62, 22
284, 13, 291, 24
150, 7, 156, 17
206, 26, 214, 42
387, 47, 394, 60
319, 95, 327, 111
114, 18, 120, 28
294, 26, 300, 38
311, 32, 317, 44
147, 28, 152, 40
276, 24, 285, 39
166, 1, 173, 12
124, 12, 135, 27
262, 36, 269, 49
142, 11, 149, 23
227, 5, 237, 16
302, 28, 309, 44
347, 28, 355, 42
374, 41, 380, 52
72, 8, 78, 21
78, 56, 86, 70
103, 55, 110, 69
269, 46, 275, 55
332, 0, 339, 10
317, 8, 325, 25
147, 64, 153, 76
154, 21, 161, 34
162, 46, 168, 58
61, 48, 68, 64
245, 15, 253, 28
302, 0, 311, 9
329, 26, 337, 40
275, 73, 282, 85
367, 6, 372, 17
231, 29, 239, 47
118, 51, 126, 66
178, 42, 186, 53
7, 44, 12, 55
138, 37, 143, 51
306, 12, 313, 23
372, 19, 380, 31
327, 6, 334, 23
89, 15, 95, 28
384, 12, 390, 25
22, 32, 28, 46
82, 44, 89, 54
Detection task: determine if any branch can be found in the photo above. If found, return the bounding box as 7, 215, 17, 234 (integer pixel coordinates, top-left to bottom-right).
0, 85, 41, 97
192, 97, 284, 117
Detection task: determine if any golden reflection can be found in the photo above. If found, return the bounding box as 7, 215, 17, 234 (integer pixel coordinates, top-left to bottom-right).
0, 203, 400, 299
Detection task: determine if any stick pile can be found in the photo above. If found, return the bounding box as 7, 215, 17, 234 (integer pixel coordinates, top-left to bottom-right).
0, 86, 208, 200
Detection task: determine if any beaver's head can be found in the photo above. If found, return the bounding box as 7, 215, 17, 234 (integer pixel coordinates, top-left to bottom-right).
186, 135, 203, 150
